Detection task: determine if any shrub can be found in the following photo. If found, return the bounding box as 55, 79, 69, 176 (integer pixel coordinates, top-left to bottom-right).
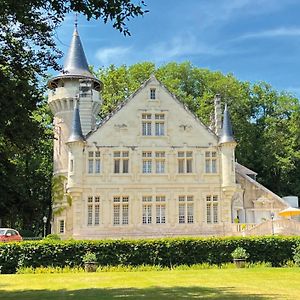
44, 234, 61, 241
293, 243, 300, 266
82, 252, 97, 263
231, 247, 249, 259
0, 236, 299, 274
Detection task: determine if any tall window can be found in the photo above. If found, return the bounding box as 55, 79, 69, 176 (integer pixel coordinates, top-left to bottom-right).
113, 196, 129, 225
142, 113, 165, 136
206, 195, 219, 224
69, 159, 74, 173
178, 196, 194, 224
142, 114, 152, 136
178, 151, 193, 173
87, 196, 100, 226
114, 151, 129, 173
142, 196, 166, 224
150, 88, 156, 100
88, 151, 101, 174
155, 114, 165, 136
142, 151, 166, 174
142, 152, 152, 173
205, 151, 217, 173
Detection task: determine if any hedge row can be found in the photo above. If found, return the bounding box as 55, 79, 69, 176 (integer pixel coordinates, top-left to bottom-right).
0, 236, 299, 274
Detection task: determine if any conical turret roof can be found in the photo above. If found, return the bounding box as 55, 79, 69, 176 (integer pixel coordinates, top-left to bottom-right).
48, 24, 101, 90
68, 100, 84, 143
219, 104, 235, 144
63, 26, 93, 78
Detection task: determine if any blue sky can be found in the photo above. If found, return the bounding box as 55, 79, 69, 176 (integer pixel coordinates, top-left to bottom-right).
55, 0, 300, 97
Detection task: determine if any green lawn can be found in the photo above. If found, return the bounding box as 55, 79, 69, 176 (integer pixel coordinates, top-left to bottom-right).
1, 268, 300, 299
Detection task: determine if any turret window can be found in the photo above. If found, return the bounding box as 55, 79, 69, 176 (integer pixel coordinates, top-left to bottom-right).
205, 151, 217, 173
206, 195, 219, 224
87, 151, 101, 174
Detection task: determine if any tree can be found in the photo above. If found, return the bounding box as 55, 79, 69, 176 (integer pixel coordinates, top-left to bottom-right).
0, 1, 147, 232
95, 62, 300, 199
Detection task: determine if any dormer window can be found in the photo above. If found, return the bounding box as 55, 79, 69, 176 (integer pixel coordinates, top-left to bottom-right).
150, 88, 156, 100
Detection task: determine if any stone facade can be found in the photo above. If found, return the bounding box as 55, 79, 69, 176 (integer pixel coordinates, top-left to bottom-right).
48, 28, 288, 239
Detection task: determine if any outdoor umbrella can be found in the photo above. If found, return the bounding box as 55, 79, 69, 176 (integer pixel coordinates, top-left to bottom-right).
278, 207, 300, 218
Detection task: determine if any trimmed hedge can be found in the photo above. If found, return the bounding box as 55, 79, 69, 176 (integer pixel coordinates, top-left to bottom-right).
0, 236, 299, 274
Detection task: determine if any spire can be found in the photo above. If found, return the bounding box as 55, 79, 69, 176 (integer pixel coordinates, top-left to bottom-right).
219, 104, 235, 144
68, 99, 84, 143
62, 24, 93, 78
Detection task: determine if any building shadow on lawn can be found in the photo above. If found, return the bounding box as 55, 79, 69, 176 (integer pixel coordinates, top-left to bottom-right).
0, 286, 277, 300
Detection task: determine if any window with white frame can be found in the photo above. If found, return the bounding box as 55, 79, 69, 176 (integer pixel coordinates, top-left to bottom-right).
87, 151, 101, 174
155, 114, 165, 136
58, 219, 65, 234
142, 196, 166, 224
142, 113, 165, 136
113, 151, 129, 173
113, 196, 129, 225
205, 151, 217, 173
206, 195, 219, 224
178, 151, 193, 173
150, 88, 156, 100
142, 151, 166, 174
142, 113, 152, 136
87, 196, 100, 226
178, 196, 194, 224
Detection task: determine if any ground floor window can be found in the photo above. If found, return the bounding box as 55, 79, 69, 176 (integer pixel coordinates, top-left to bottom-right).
113, 196, 129, 225
206, 195, 219, 224
58, 219, 65, 234
178, 196, 194, 224
142, 196, 166, 224
87, 196, 100, 226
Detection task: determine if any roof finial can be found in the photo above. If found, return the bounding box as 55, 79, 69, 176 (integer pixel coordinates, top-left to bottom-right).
74, 13, 78, 30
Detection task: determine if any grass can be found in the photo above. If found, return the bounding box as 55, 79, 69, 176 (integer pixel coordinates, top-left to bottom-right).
0, 267, 300, 299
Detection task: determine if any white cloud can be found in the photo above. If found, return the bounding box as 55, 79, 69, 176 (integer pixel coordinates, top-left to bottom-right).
237, 27, 300, 40
95, 46, 132, 66
149, 33, 223, 63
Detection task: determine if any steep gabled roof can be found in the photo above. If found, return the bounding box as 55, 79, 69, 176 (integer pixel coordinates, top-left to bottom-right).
86, 75, 218, 140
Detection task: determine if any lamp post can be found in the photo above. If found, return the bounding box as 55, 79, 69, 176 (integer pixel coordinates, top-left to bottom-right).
43, 216, 47, 238
271, 212, 275, 235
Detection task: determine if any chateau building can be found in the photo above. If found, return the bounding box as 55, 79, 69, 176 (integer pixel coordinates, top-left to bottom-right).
48, 26, 289, 239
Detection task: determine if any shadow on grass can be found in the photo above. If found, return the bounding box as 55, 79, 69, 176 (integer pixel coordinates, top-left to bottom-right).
0, 286, 277, 300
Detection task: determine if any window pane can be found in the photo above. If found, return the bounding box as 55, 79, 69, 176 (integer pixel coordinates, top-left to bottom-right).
87, 205, 93, 225
122, 204, 129, 224
114, 151, 121, 157
143, 160, 152, 173
95, 151, 101, 157
95, 159, 101, 173
70, 159, 74, 172
113, 205, 120, 225
186, 159, 192, 173
156, 205, 166, 224
88, 151, 94, 158
212, 160, 217, 173
213, 203, 218, 223
114, 159, 120, 173
59, 220, 65, 233
205, 159, 210, 173
95, 204, 100, 225
142, 196, 152, 202
156, 160, 165, 173
88, 159, 93, 173
187, 204, 194, 223
178, 159, 184, 173
123, 159, 129, 173
206, 203, 211, 224
155, 122, 164, 136
150, 88, 156, 99
178, 151, 185, 157
179, 204, 185, 223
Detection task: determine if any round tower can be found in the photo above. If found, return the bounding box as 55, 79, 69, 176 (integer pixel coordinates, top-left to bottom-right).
48, 24, 102, 175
